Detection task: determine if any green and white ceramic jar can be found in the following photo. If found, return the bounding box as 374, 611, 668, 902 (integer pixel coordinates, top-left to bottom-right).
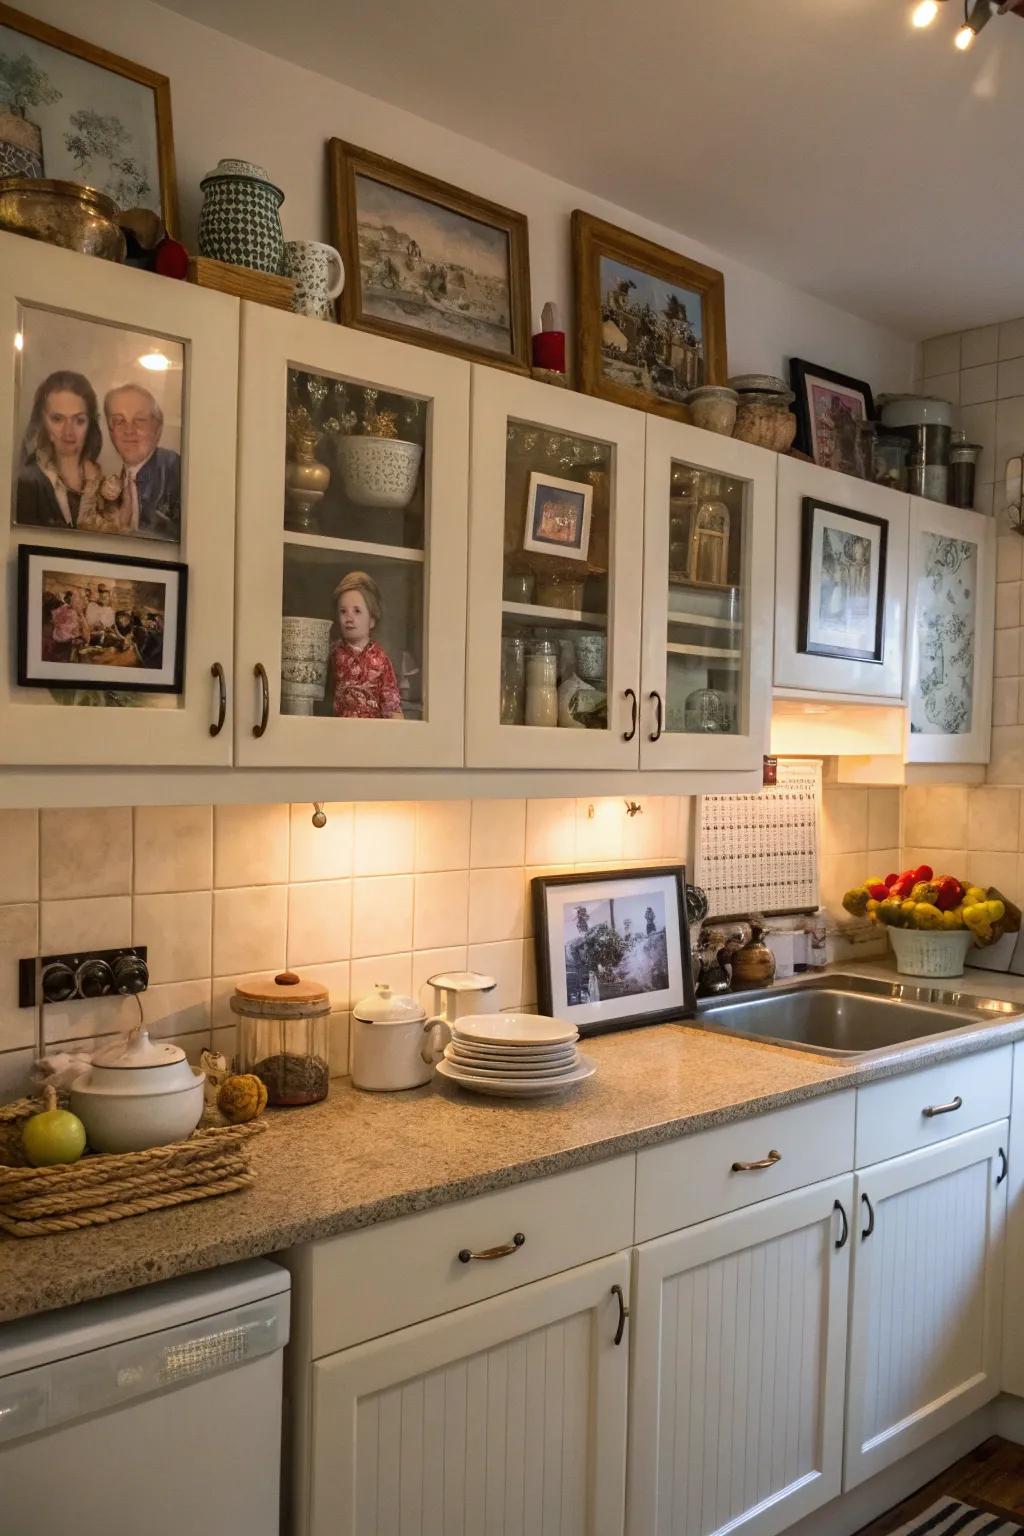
198, 158, 284, 273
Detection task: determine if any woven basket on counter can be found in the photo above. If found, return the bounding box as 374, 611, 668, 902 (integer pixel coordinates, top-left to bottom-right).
0, 1095, 265, 1238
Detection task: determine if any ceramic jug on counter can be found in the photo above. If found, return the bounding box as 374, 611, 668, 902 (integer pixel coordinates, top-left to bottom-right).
351, 983, 448, 1092
427, 970, 499, 1029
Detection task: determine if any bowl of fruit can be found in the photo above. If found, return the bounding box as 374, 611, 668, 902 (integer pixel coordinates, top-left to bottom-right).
842, 864, 1019, 978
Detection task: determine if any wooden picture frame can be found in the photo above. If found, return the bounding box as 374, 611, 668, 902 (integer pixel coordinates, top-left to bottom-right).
572, 210, 727, 422
0, 1, 179, 236
328, 139, 532, 373
18, 542, 188, 693
789, 357, 875, 473
798, 497, 887, 664
532, 864, 695, 1036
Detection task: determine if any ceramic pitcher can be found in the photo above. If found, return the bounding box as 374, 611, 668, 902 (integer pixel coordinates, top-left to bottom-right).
282, 239, 345, 319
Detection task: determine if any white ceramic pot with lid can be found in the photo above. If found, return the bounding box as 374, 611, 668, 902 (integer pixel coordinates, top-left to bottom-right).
69, 1027, 205, 1153
351, 983, 448, 1092
426, 970, 499, 1027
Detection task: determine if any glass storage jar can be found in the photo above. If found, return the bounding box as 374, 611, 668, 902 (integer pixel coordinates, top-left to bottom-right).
231, 970, 331, 1106
525, 641, 558, 727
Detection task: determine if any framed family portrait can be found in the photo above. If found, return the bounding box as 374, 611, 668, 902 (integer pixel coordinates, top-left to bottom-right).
799, 496, 887, 664
790, 358, 875, 475
328, 139, 532, 372
17, 544, 187, 692
12, 302, 184, 542
532, 866, 695, 1036
523, 471, 592, 562
572, 210, 727, 422
0, 1, 178, 231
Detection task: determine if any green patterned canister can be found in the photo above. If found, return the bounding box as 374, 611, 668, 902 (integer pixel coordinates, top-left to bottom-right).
198, 158, 285, 273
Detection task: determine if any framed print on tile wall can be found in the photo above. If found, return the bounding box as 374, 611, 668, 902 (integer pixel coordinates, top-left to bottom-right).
328, 139, 532, 372
790, 357, 875, 475
571, 210, 727, 422
0, 1, 178, 233
799, 496, 887, 664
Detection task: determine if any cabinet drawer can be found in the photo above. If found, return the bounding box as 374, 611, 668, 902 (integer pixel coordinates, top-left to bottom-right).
634, 1092, 855, 1243
855, 1046, 1011, 1166
306, 1155, 635, 1358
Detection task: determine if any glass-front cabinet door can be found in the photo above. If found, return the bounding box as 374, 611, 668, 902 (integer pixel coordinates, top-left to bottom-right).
235, 304, 469, 768
465, 367, 645, 768
640, 418, 776, 771
0, 233, 238, 768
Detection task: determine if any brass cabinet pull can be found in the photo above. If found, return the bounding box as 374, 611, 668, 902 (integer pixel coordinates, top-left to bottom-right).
997, 1147, 1008, 1186
923, 1094, 962, 1118
649, 690, 664, 743
834, 1199, 850, 1250
253, 662, 270, 738
457, 1232, 525, 1264
209, 661, 227, 737
731, 1148, 781, 1172
861, 1191, 875, 1240
611, 1283, 629, 1346
623, 688, 638, 742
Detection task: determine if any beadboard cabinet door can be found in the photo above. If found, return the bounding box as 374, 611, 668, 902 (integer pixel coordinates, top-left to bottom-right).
844, 1122, 1008, 1490
310, 1252, 630, 1536
627, 1175, 853, 1536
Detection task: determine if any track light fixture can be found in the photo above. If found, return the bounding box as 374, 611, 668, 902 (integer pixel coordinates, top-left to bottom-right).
910, 0, 1007, 47
911, 0, 941, 25
955, 0, 994, 45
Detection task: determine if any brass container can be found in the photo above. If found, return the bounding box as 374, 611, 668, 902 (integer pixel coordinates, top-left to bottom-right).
728, 923, 777, 991
0, 178, 126, 262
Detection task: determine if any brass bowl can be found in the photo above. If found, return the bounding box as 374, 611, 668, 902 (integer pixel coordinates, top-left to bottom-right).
0, 178, 126, 262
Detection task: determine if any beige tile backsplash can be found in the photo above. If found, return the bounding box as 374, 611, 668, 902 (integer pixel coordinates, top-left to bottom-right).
0, 795, 690, 1098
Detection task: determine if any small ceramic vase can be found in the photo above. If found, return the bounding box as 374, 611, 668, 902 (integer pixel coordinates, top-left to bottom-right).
282, 239, 345, 319
198, 158, 284, 273
285, 427, 330, 531
280, 616, 334, 716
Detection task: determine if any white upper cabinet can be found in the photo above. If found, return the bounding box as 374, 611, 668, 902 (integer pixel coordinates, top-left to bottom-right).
640, 418, 776, 773
774, 457, 909, 702
0, 233, 238, 766
904, 496, 995, 764
465, 366, 646, 769
234, 303, 469, 768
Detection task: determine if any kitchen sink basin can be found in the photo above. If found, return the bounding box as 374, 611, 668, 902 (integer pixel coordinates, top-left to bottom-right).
696, 973, 1022, 1059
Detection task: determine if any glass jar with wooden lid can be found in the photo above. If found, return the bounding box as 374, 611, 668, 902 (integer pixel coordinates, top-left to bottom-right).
231, 970, 331, 1106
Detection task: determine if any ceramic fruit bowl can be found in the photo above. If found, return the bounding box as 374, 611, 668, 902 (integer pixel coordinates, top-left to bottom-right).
336, 436, 423, 509
69, 1028, 205, 1153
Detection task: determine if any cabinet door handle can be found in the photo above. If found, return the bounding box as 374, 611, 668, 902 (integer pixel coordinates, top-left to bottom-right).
834, 1199, 849, 1250
209, 661, 227, 737
731, 1148, 781, 1172
253, 662, 270, 738
997, 1147, 1008, 1186
457, 1232, 525, 1264
611, 1283, 629, 1346
649, 690, 663, 743
922, 1094, 962, 1118
861, 1192, 875, 1240
623, 688, 638, 742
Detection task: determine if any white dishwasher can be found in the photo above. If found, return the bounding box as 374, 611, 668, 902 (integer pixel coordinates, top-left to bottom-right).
0, 1258, 290, 1536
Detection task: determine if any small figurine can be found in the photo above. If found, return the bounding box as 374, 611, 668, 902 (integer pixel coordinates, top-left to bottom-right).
330, 570, 404, 719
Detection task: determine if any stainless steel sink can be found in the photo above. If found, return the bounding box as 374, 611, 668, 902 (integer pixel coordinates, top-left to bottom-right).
696, 973, 1022, 1060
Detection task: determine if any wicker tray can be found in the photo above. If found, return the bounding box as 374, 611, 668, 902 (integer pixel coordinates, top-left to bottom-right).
0, 1095, 265, 1237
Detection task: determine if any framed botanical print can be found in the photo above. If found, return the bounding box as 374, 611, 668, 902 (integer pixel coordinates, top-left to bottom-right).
17, 543, 187, 693
0, 2, 178, 232
532, 865, 695, 1036
799, 496, 887, 663
328, 139, 532, 372
572, 210, 727, 422
790, 358, 874, 475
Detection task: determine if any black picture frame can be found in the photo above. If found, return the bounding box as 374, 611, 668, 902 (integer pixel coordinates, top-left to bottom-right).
531, 864, 696, 1037
17, 543, 188, 693
798, 497, 888, 664
789, 357, 875, 471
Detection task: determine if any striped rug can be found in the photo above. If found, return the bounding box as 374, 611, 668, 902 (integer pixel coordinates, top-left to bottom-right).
890, 1499, 1024, 1535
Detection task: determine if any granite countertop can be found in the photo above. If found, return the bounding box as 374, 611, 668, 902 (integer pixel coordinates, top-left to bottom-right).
4, 958, 1024, 1325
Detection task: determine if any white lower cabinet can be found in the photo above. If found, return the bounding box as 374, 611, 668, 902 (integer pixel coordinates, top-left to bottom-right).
844, 1121, 1009, 1490
627, 1175, 854, 1536
309, 1252, 630, 1536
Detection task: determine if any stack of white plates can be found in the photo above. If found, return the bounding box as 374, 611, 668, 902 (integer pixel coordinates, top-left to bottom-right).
436, 1013, 596, 1098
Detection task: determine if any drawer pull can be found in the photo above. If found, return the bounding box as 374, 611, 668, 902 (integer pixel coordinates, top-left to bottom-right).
861, 1192, 875, 1240
731, 1149, 781, 1173
997, 1147, 1008, 1186
458, 1232, 525, 1264
611, 1283, 629, 1346
923, 1094, 963, 1118
833, 1199, 849, 1250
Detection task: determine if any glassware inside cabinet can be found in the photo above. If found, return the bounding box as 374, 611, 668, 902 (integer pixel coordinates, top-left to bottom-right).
500, 419, 613, 730
664, 461, 746, 736
280, 368, 428, 721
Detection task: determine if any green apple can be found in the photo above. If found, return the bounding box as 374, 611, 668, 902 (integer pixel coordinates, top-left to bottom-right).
22, 1105, 87, 1167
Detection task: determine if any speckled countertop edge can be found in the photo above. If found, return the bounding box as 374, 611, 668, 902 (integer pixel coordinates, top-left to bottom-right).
4, 959, 1024, 1325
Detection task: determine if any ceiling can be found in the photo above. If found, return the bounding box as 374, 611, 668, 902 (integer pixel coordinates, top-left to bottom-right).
160, 0, 1024, 339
